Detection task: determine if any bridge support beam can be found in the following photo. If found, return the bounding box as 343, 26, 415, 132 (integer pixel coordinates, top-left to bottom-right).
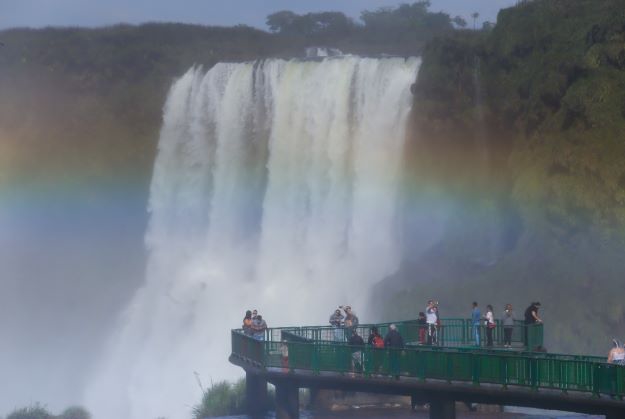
275, 382, 299, 419
246, 372, 268, 417
429, 397, 456, 419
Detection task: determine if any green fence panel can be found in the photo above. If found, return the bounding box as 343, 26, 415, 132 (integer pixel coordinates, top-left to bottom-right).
230, 324, 624, 398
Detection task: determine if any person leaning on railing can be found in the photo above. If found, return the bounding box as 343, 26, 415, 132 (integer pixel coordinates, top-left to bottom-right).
252, 315, 267, 341
523, 302, 542, 347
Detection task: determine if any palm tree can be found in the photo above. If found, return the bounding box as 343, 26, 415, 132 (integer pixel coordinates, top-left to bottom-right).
471, 12, 479, 30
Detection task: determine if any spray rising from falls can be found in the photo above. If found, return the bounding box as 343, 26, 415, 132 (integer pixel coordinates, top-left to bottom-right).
84, 56, 420, 419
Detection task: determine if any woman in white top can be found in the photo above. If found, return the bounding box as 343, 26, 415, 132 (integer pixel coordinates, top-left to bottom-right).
485, 305, 495, 347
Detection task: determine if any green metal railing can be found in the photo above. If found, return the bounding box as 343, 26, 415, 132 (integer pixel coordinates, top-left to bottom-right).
265, 318, 543, 350
231, 329, 625, 398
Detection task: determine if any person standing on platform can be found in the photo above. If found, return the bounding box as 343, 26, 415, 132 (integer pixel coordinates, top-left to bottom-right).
348, 329, 365, 373
342, 305, 359, 339
252, 315, 267, 341
417, 312, 427, 344
243, 310, 253, 335
502, 304, 515, 348
524, 302, 542, 348
426, 300, 438, 345
384, 324, 404, 378
484, 305, 495, 347
524, 302, 542, 324
368, 326, 384, 374
329, 308, 344, 342
471, 302, 481, 346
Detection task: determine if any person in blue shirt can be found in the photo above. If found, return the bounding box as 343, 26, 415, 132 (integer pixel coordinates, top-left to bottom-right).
471, 302, 481, 346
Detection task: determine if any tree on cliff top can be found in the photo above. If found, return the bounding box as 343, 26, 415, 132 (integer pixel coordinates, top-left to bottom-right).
360, 1, 454, 43
266, 10, 354, 37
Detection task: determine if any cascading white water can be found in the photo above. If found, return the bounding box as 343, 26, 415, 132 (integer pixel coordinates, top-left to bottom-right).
84, 56, 420, 419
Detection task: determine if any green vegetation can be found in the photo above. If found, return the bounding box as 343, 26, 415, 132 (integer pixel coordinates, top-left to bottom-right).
265, 1, 462, 55
192, 379, 247, 418
191, 378, 279, 418
385, 0, 625, 356
6, 404, 90, 419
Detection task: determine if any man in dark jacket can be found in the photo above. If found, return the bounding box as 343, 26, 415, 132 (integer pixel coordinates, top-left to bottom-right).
348, 329, 365, 373
384, 324, 404, 378
384, 324, 405, 348
524, 302, 542, 348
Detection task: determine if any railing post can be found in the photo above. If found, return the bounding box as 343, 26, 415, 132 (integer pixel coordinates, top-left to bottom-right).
462, 319, 467, 345
500, 355, 508, 389
472, 352, 480, 386
312, 343, 319, 375
530, 357, 538, 391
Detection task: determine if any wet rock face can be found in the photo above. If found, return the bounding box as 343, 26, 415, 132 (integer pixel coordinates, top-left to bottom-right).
385, 0, 625, 358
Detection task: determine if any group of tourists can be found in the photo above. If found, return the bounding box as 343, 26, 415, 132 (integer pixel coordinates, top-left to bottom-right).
412, 300, 542, 349
242, 309, 267, 340
239, 301, 625, 370
471, 301, 542, 348
329, 305, 359, 340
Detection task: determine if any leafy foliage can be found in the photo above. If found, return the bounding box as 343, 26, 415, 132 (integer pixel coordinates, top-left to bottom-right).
386, 0, 625, 357
265, 2, 456, 55
5, 404, 90, 419
58, 406, 90, 419
191, 379, 247, 418
7, 404, 52, 419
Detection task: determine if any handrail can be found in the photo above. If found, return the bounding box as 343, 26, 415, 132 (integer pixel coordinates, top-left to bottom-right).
249, 317, 543, 350
231, 330, 625, 398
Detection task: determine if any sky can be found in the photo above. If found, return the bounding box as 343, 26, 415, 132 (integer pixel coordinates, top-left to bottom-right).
1, 0, 519, 30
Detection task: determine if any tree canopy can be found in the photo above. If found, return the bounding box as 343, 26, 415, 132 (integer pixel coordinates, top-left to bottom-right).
266, 2, 457, 49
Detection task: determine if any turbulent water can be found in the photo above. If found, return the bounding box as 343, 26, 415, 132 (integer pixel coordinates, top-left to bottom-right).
84, 56, 420, 419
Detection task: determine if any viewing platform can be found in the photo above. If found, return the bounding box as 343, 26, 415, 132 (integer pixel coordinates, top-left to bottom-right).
230, 318, 625, 419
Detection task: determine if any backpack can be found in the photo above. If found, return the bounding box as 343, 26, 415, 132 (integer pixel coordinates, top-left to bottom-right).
372, 335, 384, 349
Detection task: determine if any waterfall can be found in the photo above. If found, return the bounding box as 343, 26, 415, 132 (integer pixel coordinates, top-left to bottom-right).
84, 56, 420, 419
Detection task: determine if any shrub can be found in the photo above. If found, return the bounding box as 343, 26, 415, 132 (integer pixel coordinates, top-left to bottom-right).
6, 404, 52, 419
59, 406, 91, 419
192, 379, 246, 418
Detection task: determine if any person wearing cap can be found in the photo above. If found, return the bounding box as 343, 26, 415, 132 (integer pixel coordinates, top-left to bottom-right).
384, 324, 404, 378
329, 308, 345, 342
384, 324, 404, 348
